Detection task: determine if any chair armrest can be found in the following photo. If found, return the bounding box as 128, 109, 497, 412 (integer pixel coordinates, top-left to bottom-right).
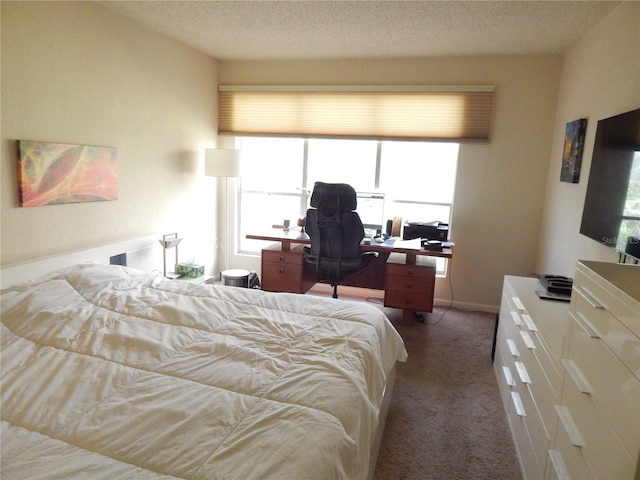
361, 251, 378, 267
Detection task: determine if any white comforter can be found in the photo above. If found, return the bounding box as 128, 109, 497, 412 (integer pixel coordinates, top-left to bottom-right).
1, 263, 407, 480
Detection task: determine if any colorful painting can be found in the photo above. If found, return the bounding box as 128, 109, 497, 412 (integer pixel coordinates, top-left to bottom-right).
18, 141, 118, 207
560, 119, 587, 183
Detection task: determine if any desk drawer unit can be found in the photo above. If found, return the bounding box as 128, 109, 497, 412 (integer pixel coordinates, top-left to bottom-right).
261, 246, 304, 293
384, 261, 435, 312
549, 261, 640, 480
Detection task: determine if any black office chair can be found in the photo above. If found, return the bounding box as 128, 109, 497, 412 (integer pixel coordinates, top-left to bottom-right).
304, 182, 378, 298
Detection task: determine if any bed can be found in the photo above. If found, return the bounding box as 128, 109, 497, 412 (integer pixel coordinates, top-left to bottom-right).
1, 260, 407, 479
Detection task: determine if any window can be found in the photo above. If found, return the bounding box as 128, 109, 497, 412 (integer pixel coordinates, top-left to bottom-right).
238, 137, 459, 275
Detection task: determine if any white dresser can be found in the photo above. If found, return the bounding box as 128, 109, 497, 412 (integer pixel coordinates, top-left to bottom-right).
494, 275, 571, 479
495, 261, 640, 480
548, 261, 640, 480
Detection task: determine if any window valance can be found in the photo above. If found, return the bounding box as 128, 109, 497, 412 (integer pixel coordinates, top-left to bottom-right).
219, 85, 495, 142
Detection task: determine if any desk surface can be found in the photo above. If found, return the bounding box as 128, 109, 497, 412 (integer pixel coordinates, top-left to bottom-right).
246, 229, 453, 259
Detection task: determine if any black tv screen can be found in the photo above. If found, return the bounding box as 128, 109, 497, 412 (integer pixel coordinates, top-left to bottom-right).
579, 108, 640, 259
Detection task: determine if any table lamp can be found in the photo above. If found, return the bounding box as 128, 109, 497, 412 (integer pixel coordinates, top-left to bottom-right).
159, 232, 182, 278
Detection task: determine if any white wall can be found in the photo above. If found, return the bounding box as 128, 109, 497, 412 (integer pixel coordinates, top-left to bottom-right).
1, 2, 220, 273
5, 2, 633, 309
537, 1, 640, 275
220, 56, 563, 310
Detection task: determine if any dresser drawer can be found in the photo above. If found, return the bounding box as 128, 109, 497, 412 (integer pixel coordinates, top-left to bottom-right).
503, 276, 570, 364
572, 291, 640, 380
565, 313, 640, 456
512, 379, 550, 471
549, 409, 595, 480
545, 450, 573, 480
530, 330, 562, 397
507, 303, 563, 395
493, 341, 516, 411
571, 285, 614, 336
502, 281, 525, 313
574, 264, 640, 337
500, 292, 526, 339
497, 321, 522, 361
507, 390, 545, 480
510, 333, 558, 436
556, 376, 636, 480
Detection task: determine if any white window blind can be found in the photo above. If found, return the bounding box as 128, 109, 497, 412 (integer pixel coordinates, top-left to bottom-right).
219, 85, 495, 142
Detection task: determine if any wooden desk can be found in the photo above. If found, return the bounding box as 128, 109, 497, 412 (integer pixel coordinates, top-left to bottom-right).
247, 230, 453, 323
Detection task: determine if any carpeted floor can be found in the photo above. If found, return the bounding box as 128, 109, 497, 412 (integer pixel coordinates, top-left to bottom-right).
309, 284, 522, 480
372, 306, 522, 480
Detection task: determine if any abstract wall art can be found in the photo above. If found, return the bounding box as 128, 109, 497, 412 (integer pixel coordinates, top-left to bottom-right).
560, 118, 587, 183
18, 140, 118, 207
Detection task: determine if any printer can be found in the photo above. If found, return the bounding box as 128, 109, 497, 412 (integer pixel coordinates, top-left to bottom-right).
402, 221, 449, 241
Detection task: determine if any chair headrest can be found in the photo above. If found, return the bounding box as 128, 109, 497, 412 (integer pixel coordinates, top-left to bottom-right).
310, 182, 357, 212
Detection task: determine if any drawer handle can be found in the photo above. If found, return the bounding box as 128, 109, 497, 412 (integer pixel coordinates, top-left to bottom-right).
521, 314, 538, 332
512, 296, 525, 311
510, 311, 522, 326
514, 361, 531, 384
562, 359, 592, 394
574, 285, 605, 309
502, 366, 516, 387
555, 405, 586, 447
278, 267, 285, 273
511, 392, 526, 416
520, 330, 536, 350
506, 338, 519, 357
279, 255, 285, 262
569, 311, 601, 339
548, 450, 571, 480
406, 283, 413, 289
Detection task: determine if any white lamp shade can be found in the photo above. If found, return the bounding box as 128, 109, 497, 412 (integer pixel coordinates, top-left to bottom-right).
205, 148, 241, 177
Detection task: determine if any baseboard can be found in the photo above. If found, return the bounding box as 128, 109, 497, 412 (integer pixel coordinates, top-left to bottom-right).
434, 298, 499, 314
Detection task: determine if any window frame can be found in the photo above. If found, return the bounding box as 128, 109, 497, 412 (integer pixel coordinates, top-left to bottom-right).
235, 136, 458, 276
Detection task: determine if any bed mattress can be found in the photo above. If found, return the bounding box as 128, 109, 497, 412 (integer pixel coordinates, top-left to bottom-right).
1, 263, 407, 479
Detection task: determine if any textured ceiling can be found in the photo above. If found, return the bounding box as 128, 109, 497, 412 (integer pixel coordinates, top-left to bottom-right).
100, 1, 621, 61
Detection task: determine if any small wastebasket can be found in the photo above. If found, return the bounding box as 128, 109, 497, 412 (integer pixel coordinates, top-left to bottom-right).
221, 269, 250, 287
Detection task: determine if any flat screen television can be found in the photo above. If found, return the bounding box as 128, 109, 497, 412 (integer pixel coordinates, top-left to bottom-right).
579, 108, 640, 259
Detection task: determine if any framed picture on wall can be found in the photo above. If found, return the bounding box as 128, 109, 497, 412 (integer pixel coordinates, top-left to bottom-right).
560, 118, 587, 183
18, 140, 118, 207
